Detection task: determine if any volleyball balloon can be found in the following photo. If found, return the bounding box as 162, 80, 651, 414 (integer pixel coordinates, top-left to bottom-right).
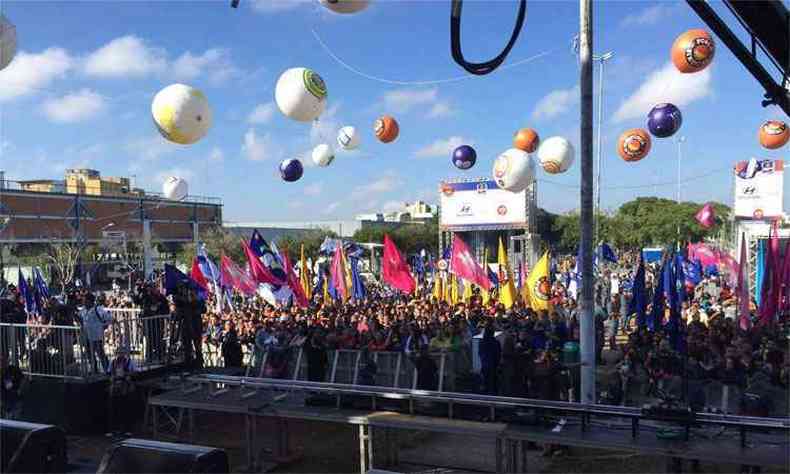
671, 29, 715, 74
492, 148, 535, 192
151, 84, 212, 145
537, 136, 575, 174
274, 67, 327, 122
647, 103, 683, 138
452, 145, 476, 170
617, 128, 652, 162
0, 15, 17, 71
312, 143, 335, 167
337, 126, 360, 150
513, 128, 540, 153
374, 115, 399, 143
319, 0, 370, 14
280, 158, 304, 182
162, 176, 188, 201
759, 120, 789, 150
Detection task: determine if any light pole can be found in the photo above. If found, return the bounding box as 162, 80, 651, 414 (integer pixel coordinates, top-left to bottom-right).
674, 135, 686, 242
593, 51, 614, 245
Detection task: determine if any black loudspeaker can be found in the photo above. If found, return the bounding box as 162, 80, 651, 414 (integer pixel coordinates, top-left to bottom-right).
0, 419, 67, 473
97, 438, 230, 474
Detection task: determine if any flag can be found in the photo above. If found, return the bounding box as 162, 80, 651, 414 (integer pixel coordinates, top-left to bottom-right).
164, 264, 204, 298
627, 255, 647, 328
17, 269, 35, 315
382, 234, 416, 294
322, 272, 332, 305
449, 275, 459, 305
331, 244, 351, 301
281, 251, 308, 308
648, 257, 666, 332
249, 230, 287, 284
242, 239, 283, 286
516, 262, 523, 291
758, 221, 780, 326
350, 257, 367, 300
220, 255, 257, 296
683, 257, 703, 287
461, 278, 473, 303
525, 251, 551, 311
662, 252, 678, 323
190, 258, 209, 291
33, 267, 49, 300
432, 273, 443, 301
599, 243, 618, 263
481, 248, 491, 305
695, 203, 715, 229
675, 254, 686, 308
196, 244, 219, 287
299, 245, 312, 301
779, 240, 790, 314
497, 237, 517, 309
450, 234, 491, 290
737, 233, 751, 331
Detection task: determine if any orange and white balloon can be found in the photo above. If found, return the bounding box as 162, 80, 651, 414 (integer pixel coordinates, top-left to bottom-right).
671, 29, 715, 74
617, 128, 651, 162
374, 115, 399, 143
758, 120, 789, 150
513, 128, 540, 153
537, 136, 574, 174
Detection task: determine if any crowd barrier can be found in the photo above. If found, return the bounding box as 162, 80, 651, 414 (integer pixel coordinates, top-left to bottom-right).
0, 308, 175, 380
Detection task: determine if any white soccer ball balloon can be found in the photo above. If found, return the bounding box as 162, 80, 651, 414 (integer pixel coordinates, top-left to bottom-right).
319, 0, 370, 14
336, 126, 360, 150
492, 148, 535, 192
537, 136, 575, 174
0, 15, 17, 71
163, 177, 188, 201
312, 143, 335, 167
151, 84, 212, 145
274, 67, 327, 122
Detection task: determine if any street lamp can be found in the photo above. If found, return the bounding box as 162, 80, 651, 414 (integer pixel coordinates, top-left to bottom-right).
674, 136, 686, 203
593, 51, 614, 244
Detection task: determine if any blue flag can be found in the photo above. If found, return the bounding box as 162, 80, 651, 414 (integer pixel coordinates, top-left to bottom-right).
648, 258, 666, 332
164, 264, 205, 299
350, 257, 367, 300
18, 269, 35, 315
683, 257, 703, 286
250, 230, 287, 283
599, 243, 618, 263
662, 253, 678, 320
627, 256, 647, 328
33, 267, 49, 300
674, 254, 686, 308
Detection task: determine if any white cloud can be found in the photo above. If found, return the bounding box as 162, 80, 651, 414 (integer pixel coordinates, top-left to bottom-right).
171, 48, 241, 85
303, 182, 324, 196
613, 61, 712, 122
0, 140, 13, 155
620, 4, 676, 28
247, 102, 276, 125
83, 36, 167, 78
242, 128, 282, 162
382, 88, 439, 113
427, 101, 455, 119
414, 136, 470, 158
41, 89, 106, 123
249, 0, 309, 13
126, 134, 174, 162
310, 102, 341, 145
350, 175, 402, 200
208, 147, 225, 162
531, 85, 579, 121
381, 200, 403, 213
0, 48, 74, 102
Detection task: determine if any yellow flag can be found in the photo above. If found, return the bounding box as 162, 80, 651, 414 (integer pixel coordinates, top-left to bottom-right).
322, 276, 331, 306
525, 251, 551, 311
300, 244, 312, 300
497, 237, 517, 309
449, 275, 459, 305
432, 274, 443, 301
462, 278, 473, 303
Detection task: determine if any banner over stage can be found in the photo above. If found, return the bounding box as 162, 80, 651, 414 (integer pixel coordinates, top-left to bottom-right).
439, 178, 530, 230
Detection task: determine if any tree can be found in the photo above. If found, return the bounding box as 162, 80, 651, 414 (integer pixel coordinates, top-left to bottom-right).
175, 227, 245, 267
45, 241, 82, 288
276, 229, 338, 261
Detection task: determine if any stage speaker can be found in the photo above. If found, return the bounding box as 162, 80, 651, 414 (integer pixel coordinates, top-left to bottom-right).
0, 419, 67, 473
97, 438, 229, 474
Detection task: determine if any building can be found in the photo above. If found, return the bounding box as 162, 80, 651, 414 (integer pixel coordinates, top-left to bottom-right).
355, 200, 437, 226
224, 220, 359, 242
17, 168, 146, 197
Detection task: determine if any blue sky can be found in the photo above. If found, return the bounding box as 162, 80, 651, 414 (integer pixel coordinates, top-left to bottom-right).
0, 0, 788, 223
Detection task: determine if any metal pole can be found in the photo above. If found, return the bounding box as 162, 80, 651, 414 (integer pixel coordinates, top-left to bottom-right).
593, 51, 613, 244
579, 0, 596, 405
143, 219, 153, 279
675, 136, 685, 242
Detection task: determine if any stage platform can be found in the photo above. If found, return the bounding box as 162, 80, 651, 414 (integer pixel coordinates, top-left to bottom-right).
146, 384, 789, 473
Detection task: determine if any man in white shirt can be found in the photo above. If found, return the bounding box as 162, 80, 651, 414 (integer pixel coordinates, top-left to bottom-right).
80, 293, 111, 374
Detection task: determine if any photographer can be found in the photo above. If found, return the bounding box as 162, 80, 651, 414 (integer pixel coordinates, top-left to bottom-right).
173, 284, 205, 369
133, 281, 168, 364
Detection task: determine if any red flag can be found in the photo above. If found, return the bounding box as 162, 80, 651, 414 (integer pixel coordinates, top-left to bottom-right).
450, 234, 492, 290
281, 251, 309, 308
242, 239, 282, 286
737, 233, 751, 331
695, 203, 715, 229
190, 258, 209, 291
220, 255, 258, 296
382, 234, 416, 294
330, 244, 350, 301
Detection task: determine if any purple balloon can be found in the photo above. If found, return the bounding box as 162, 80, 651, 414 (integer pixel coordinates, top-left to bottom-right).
452, 145, 477, 170
280, 158, 304, 182
647, 103, 682, 138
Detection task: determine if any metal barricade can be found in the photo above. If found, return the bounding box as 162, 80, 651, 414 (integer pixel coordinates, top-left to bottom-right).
330, 349, 360, 384
0, 322, 87, 379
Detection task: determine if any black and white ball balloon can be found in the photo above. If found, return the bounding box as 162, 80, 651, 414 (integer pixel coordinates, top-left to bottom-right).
451, 145, 477, 170
280, 158, 304, 182
274, 67, 327, 122
162, 176, 188, 201
312, 144, 335, 167
336, 126, 360, 150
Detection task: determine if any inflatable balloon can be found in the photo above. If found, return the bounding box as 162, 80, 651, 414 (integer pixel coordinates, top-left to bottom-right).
452, 145, 476, 170
513, 128, 540, 153
492, 148, 535, 192
374, 115, 399, 143
312, 143, 335, 167
537, 136, 575, 174
0, 15, 17, 71
758, 120, 789, 150
671, 29, 715, 74
617, 128, 652, 162
162, 176, 188, 201
151, 84, 212, 145
337, 125, 360, 150
647, 103, 682, 138
274, 67, 327, 122
319, 0, 370, 14
280, 158, 304, 182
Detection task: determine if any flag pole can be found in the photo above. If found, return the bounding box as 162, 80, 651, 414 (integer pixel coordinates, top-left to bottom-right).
579, 0, 596, 405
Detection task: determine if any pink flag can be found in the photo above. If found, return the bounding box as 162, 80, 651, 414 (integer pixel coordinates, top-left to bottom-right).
242, 240, 282, 286
779, 240, 790, 314
719, 252, 739, 288
220, 255, 258, 296
758, 220, 781, 326
382, 234, 416, 294
450, 234, 492, 290
330, 245, 350, 301
688, 243, 720, 267
695, 203, 715, 229
282, 251, 309, 308
737, 233, 751, 331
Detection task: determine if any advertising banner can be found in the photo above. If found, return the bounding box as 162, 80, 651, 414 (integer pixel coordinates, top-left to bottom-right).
733, 159, 784, 219
439, 179, 527, 229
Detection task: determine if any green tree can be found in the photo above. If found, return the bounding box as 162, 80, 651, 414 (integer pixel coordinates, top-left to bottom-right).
175, 227, 245, 266
275, 229, 338, 261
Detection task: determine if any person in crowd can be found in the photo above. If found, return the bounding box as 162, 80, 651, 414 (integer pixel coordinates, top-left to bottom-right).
479, 325, 501, 395
221, 321, 243, 369
1, 354, 25, 419
107, 346, 136, 437
80, 293, 111, 374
